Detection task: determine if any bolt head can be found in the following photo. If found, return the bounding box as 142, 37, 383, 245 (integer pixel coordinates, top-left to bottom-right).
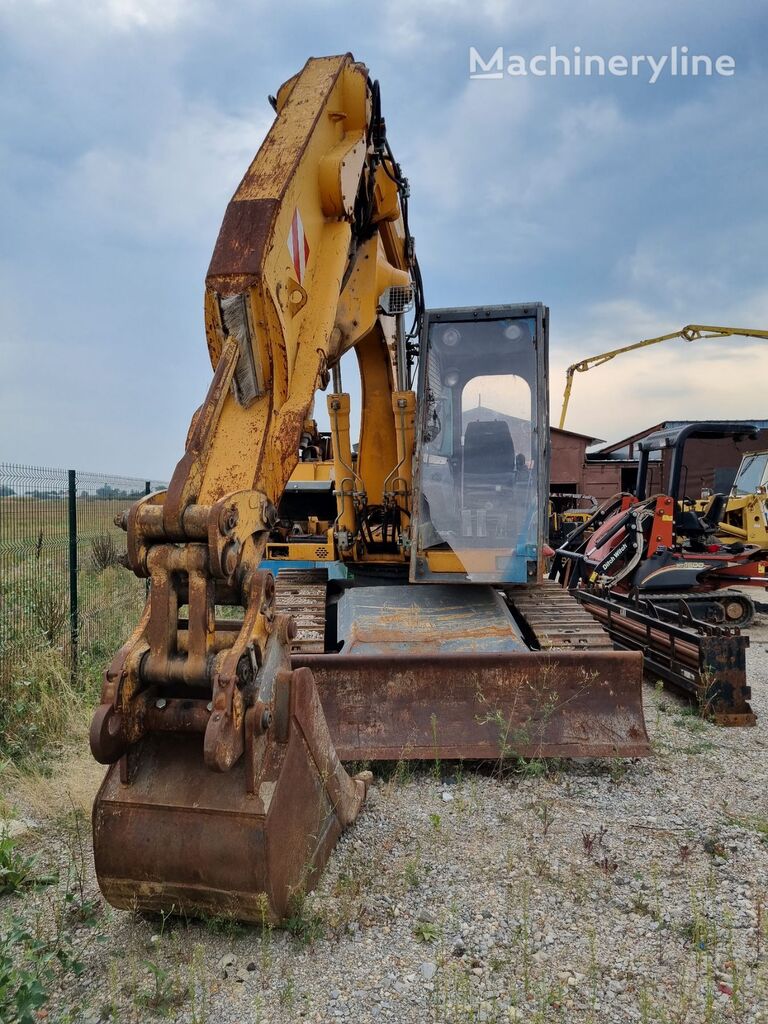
155, 697, 167, 710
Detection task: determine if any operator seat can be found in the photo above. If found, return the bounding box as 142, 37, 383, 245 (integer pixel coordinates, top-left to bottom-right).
701, 493, 727, 530
677, 492, 728, 549
463, 420, 517, 488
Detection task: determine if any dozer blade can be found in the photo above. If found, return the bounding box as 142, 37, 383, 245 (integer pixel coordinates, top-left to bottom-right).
294, 584, 650, 761
92, 667, 370, 923
297, 649, 650, 760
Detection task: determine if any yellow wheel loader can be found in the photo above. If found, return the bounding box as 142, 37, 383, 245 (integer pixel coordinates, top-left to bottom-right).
696, 450, 768, 549
90, 54, 649, 924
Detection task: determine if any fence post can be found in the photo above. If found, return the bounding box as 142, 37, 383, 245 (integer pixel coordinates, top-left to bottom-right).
67, 469, 78, 674
144, 481, 151, 596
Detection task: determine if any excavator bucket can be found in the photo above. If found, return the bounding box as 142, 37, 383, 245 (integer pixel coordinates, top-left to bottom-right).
93, 664, 371, 923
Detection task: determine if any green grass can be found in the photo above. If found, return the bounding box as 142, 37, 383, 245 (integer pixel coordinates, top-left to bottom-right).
727, 813, 768, 845
0, 646, 85, 765
414, 919, 440, 943
284, 890, 325, 946
1, 496, 146, 689
1, 497, 146, 766
0, 914, 83, 1024
0, 831, 54, 896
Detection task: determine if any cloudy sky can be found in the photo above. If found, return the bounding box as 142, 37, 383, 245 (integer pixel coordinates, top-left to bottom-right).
1, 0, 767, 479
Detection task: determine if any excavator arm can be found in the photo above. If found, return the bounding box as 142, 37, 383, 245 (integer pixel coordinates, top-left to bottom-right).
93, 55, 415, 769
89, 55, 419, 921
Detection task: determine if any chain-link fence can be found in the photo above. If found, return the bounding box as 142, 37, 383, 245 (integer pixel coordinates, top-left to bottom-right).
0, 464, 166, 682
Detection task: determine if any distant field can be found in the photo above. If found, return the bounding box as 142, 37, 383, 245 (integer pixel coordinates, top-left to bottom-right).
1, 495, 137, 543
0, 496, 147, 683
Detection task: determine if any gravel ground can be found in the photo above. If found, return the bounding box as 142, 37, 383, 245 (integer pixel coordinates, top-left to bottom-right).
3, 616, 768, 1024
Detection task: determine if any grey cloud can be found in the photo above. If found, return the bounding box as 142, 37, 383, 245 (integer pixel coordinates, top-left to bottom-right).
1, 0, 766, 475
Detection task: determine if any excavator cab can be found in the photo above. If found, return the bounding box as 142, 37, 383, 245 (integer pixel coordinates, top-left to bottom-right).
410, 305, 548, 583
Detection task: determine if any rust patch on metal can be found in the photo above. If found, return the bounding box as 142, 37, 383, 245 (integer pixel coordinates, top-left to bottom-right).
295, 649, 650, 761
93, 667, 370, 924
206, 198, 281, 293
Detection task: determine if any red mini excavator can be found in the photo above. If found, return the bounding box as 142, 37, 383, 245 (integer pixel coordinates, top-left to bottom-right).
551, 422, 768, 626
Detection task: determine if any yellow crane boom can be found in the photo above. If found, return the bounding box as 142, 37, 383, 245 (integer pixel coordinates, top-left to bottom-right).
559, 324, 768, 429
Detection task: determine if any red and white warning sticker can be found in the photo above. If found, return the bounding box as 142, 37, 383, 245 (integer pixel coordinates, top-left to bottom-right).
287, 207, 310, 284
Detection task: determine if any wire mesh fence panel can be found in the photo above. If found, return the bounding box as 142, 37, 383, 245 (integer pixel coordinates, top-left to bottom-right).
0, 464, 166, 684
73, 472, 164, 677
0, 465, 71, 680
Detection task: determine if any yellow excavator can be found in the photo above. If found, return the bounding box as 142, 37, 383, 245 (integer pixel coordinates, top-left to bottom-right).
89, 54, 649, 924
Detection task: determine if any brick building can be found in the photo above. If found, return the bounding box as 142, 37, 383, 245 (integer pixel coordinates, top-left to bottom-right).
549, 427, 602, 494
582, 420, 768, 501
